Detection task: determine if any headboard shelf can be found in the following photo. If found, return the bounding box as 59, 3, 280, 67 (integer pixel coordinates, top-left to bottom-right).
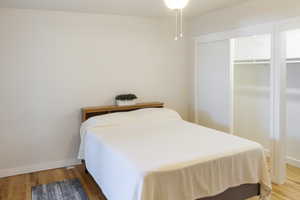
81, 102, 164, 122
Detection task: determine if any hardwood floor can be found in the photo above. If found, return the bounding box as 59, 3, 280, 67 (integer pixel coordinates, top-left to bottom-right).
0, 165, 105, 200
248, 164, 300, 200
0, 164, 299, 200
272, 165, 300, 200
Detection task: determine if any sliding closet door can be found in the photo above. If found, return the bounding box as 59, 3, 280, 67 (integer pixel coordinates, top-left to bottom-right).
195, 40, 231, 133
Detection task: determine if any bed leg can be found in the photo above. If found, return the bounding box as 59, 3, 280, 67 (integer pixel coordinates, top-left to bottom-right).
257, 183, 261, 195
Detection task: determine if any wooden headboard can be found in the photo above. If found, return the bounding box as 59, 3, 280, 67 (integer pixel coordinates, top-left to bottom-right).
81, 102, 164, 122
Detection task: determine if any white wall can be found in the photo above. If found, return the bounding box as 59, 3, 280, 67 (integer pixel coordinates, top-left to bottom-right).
0, 8, 189, 176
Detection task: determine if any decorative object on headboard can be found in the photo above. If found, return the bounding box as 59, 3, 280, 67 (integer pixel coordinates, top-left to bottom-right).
81, 102, 164, 122
115, 94, 138, 106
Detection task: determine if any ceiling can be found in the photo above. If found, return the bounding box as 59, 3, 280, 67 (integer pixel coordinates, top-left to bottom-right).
0, 0, 247, 17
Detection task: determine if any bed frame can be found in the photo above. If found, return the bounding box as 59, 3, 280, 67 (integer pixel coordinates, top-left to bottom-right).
81, 102, 260, 200
81, 102, 164, 122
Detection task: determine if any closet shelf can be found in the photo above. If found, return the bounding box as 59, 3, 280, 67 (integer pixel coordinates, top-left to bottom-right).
234, 59, 270, 65
235, 86, 300, 95
234, 58, 300, 65
235, 86, 269, 93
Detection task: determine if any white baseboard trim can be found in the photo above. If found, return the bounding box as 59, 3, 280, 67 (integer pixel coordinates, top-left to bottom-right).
0, 159, 81, 178
264, 148, 300, 168
286, 156, 300, 168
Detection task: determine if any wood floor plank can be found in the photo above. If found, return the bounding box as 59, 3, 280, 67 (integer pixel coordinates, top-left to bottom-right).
0, 164, 299, 200
0, 177, 9, 200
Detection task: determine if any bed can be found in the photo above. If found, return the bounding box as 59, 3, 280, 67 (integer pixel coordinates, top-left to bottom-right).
78, 102, 271, 200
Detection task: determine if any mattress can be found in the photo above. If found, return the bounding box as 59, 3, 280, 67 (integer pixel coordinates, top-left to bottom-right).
78, 108, 271, 200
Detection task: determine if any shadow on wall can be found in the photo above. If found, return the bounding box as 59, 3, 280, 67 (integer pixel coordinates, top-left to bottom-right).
196, 111, 230, 133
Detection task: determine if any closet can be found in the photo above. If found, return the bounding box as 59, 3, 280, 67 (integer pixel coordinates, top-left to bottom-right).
232, 31, 300, 170
232, 34, 272, 151
285, 29, 300, 169
195, 20, 300, 183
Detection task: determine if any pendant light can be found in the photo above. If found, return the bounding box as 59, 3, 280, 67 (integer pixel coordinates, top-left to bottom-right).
164, 0, 189, 40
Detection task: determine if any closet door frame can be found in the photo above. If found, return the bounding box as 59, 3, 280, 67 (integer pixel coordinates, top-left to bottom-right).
273, 17, 300, 183
270, 25, 287, 184
194, 22, 287, 184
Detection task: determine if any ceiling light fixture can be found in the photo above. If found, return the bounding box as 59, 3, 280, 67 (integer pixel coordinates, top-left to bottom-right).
164, 0, 189, 40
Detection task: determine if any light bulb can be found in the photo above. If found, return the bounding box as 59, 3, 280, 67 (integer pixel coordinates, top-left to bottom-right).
164, 0, 189, 9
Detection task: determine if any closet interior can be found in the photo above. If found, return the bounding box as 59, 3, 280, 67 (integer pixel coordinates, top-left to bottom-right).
285, 29, 300, 169
233, 34, 272, 152
232, 31, 300, 170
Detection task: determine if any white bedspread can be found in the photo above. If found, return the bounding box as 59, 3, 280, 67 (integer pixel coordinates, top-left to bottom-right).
78, 108, 271, 200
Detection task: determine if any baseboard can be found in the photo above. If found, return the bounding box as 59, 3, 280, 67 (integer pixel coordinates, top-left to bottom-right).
0, 159, 82, 178
286, 156, 300, 168
264, 148, 300, 168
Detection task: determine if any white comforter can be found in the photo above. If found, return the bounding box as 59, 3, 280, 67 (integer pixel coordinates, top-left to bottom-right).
78, 108, 271, 200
